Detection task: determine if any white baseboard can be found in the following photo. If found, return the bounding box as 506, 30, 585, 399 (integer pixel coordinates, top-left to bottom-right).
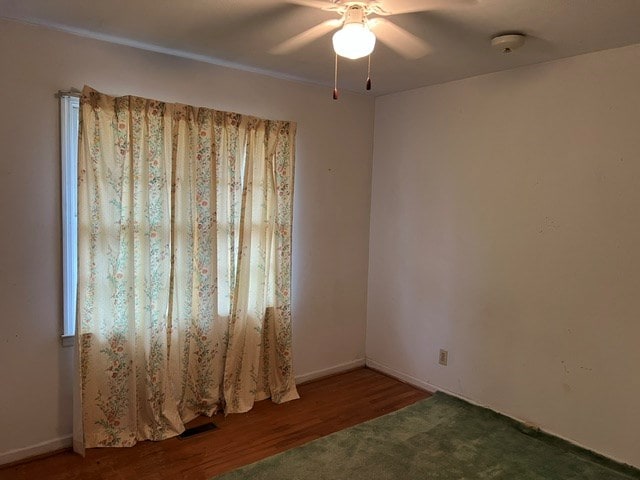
0, 435, 72, 466
365, 358, 438, 392
4, 359, 637, 470
365, 357, 640, 470
0, 360, 365, 466
367, 357, 547, 424
295, 358, 366, 384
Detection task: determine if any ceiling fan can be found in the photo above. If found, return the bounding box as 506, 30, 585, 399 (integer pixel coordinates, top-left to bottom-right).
270, 0, 474, 98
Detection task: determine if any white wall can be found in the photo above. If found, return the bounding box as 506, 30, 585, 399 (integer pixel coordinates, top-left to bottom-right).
0, 19, 373, 462
368, 44, 640, 468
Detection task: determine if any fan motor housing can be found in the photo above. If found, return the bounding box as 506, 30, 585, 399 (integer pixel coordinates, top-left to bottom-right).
344, 4, 367, 25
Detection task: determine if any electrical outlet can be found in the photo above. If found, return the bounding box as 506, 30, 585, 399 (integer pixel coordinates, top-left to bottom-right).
438, 349, 448, 366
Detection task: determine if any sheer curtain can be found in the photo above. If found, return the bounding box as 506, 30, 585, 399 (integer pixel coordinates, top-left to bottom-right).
75, 86, 298, 450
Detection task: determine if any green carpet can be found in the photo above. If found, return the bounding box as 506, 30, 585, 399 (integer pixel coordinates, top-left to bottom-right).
213, 392, 640, 480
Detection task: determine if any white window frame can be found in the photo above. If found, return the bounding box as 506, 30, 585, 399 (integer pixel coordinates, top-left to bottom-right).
61, 93, 80, 346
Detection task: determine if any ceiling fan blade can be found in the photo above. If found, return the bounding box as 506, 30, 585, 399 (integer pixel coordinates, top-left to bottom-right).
284, 0, 342, 12
369, 18, 431, 59
270, 19, 343, 55
374, 0, 477, 15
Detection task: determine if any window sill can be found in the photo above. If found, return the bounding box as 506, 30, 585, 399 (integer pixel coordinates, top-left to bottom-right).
61, 335, 75, 348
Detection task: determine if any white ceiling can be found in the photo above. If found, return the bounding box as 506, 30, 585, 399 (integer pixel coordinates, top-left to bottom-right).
2, 0, 640, 95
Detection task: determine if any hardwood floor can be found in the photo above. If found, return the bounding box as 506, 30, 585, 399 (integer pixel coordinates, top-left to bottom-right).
0, 368, 430, 480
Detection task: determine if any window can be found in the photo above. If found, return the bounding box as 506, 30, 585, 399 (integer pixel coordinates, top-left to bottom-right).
61, 93, 79, 345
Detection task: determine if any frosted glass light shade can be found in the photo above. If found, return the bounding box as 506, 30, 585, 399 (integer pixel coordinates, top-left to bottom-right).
332, 23, 376, 60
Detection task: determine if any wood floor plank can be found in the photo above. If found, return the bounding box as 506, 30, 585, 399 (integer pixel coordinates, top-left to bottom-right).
0, 368, 429, 480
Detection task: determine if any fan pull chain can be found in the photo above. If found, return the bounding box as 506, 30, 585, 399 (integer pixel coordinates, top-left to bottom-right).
333, 53, 339, 100
366, 54, 372, 91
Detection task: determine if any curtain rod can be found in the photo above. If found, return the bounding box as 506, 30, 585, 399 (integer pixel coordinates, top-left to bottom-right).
57, 89, 82, 98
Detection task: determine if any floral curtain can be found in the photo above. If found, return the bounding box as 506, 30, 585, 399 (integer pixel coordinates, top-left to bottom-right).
75, 86, 298, 450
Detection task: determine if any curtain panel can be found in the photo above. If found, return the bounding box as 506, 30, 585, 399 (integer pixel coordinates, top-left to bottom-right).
75, 86, 298, 450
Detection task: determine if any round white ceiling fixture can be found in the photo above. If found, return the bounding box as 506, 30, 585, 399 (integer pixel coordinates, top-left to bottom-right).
332, 4, 376, 60
491, 33, 526, 54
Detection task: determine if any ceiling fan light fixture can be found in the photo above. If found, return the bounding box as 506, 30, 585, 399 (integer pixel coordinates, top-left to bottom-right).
333, 23, 376, 59
332, 5, 376, 60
